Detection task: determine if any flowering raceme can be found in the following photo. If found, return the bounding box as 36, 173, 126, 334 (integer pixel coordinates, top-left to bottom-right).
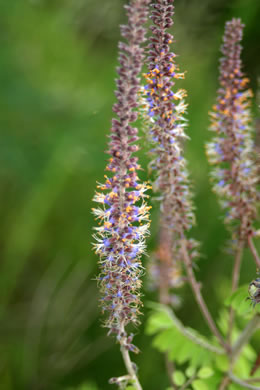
206, 18, 258, 242
92, 0, 150, 353
142, 0, 198, 297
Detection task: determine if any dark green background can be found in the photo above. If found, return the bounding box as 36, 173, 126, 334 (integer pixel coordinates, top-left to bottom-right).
0, 0, 259, 389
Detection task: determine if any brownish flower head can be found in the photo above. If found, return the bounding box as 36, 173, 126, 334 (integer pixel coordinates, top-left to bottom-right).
206, 18, 259, 242
92, 0, 150, 351
142, 0, 198, 294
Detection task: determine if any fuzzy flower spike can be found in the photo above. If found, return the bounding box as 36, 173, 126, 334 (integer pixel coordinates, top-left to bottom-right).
206, 19, 258, 244
92, 1, 150, 386
143, 0, 198, 297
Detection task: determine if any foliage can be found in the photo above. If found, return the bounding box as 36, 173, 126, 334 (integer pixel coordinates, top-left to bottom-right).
146, 303, 259, 389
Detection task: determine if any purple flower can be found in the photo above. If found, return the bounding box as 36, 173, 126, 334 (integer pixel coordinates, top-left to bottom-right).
92, 0, 151, 348
143, 0, 197, 294
206, 18, 258, 241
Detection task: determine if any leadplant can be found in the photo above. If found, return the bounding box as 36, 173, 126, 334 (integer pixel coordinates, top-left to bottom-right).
93, 1, 260, 389
93, 0, 150, 388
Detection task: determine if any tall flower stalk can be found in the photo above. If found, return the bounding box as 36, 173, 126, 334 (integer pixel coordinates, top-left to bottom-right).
144, 0, 196, 298
92, 0, 150, 388
206, 18, 260, 342
206, 18, 258, 247
143, 0, 229, 360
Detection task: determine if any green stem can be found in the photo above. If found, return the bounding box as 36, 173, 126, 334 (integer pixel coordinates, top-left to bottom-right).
231, 314, 260, 365
180, 239, 230, 354
248, 236, 260, 269
227, 241, 244, 343
164, 306, 224, 354
218, 375, 230, 390
120, 343, 143, 390
229, 372, 260, 390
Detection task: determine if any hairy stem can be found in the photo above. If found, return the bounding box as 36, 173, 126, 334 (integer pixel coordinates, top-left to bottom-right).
180, 239, 230, 353
218, 375, 230, 390
246, 378, 260, 383
248, 236, 260, 269
120, 340, 143, 390
158, 269, 178, 386
157, 227, 178, 389
227, 241, 244, 342
164, 355, 178, 390
163, 306, 224, 354
229, 372, 260, 390
159, 285, 177, 389
231, 241, 244, 293
179, 373, 198, 390
231, 314, 260, 364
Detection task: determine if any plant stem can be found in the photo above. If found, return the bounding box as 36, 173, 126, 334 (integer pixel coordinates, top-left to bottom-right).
248, 236, 260, 269
231, 314, 260, 364
246, 378, 260, 384
231, 241, 244, 293
180, 238, 230, 354
164, 355, 178, 390
229, 372, 260, 390
119, 323, 142, 390
157, 227, 178, 389
164, 306, 224, 354
179, 373, 198, 390
227, 241, 244, 342
218, 375, 230, 390
120, 343, 143, 390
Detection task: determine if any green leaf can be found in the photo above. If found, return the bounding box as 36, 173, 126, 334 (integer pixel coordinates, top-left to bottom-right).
148, 307, 214, 368
186, 366, 196, 377
229, 384, 245, 390
146, 310, 173, 335
242, 343, 257, 361
125, 387, 136, 390
225, 285, 252, 316
173, 371, 186, 386
152, 328, 176, 352
233, 354, 251, 378
215, 355, 229, 372
168, 332, 187, 361
197, 367, 214, 379
190, 346, 211, 368
192, 379, 209, 390
176, 339, 196, 364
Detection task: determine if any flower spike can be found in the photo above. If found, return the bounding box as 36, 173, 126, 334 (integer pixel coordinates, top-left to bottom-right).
142, 0, 197, 296
206, 18, 259, 242
92, 0, 150, 356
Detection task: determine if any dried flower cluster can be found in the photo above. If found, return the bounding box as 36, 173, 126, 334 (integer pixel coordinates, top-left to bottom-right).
143, 0, 198, 293
206, 18, 258, 242
92, 0, 150, 351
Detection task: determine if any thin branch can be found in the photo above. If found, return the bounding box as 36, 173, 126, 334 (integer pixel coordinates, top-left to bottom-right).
164, 306, 224, 354
231, 314, 260, 364
231, 241, 244, 292
180, 239, 230, 354
218, 375, 230, 390
158, 228, 178, 390
179, 373, 198, 390
120, 342, 143, 390
248, 236, 260, 269
119, 324, 142, 390
229, 372, 260, 390
227, 241, 244, 342
164, 355, 178, 390
246, 378, 260, 384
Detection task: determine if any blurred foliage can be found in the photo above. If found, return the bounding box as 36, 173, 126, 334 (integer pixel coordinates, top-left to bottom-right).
0, 0, 259, 389
146, 304, 258, 389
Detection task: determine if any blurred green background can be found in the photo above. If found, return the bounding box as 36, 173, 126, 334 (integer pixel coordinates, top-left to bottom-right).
0, 0, 259, 389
